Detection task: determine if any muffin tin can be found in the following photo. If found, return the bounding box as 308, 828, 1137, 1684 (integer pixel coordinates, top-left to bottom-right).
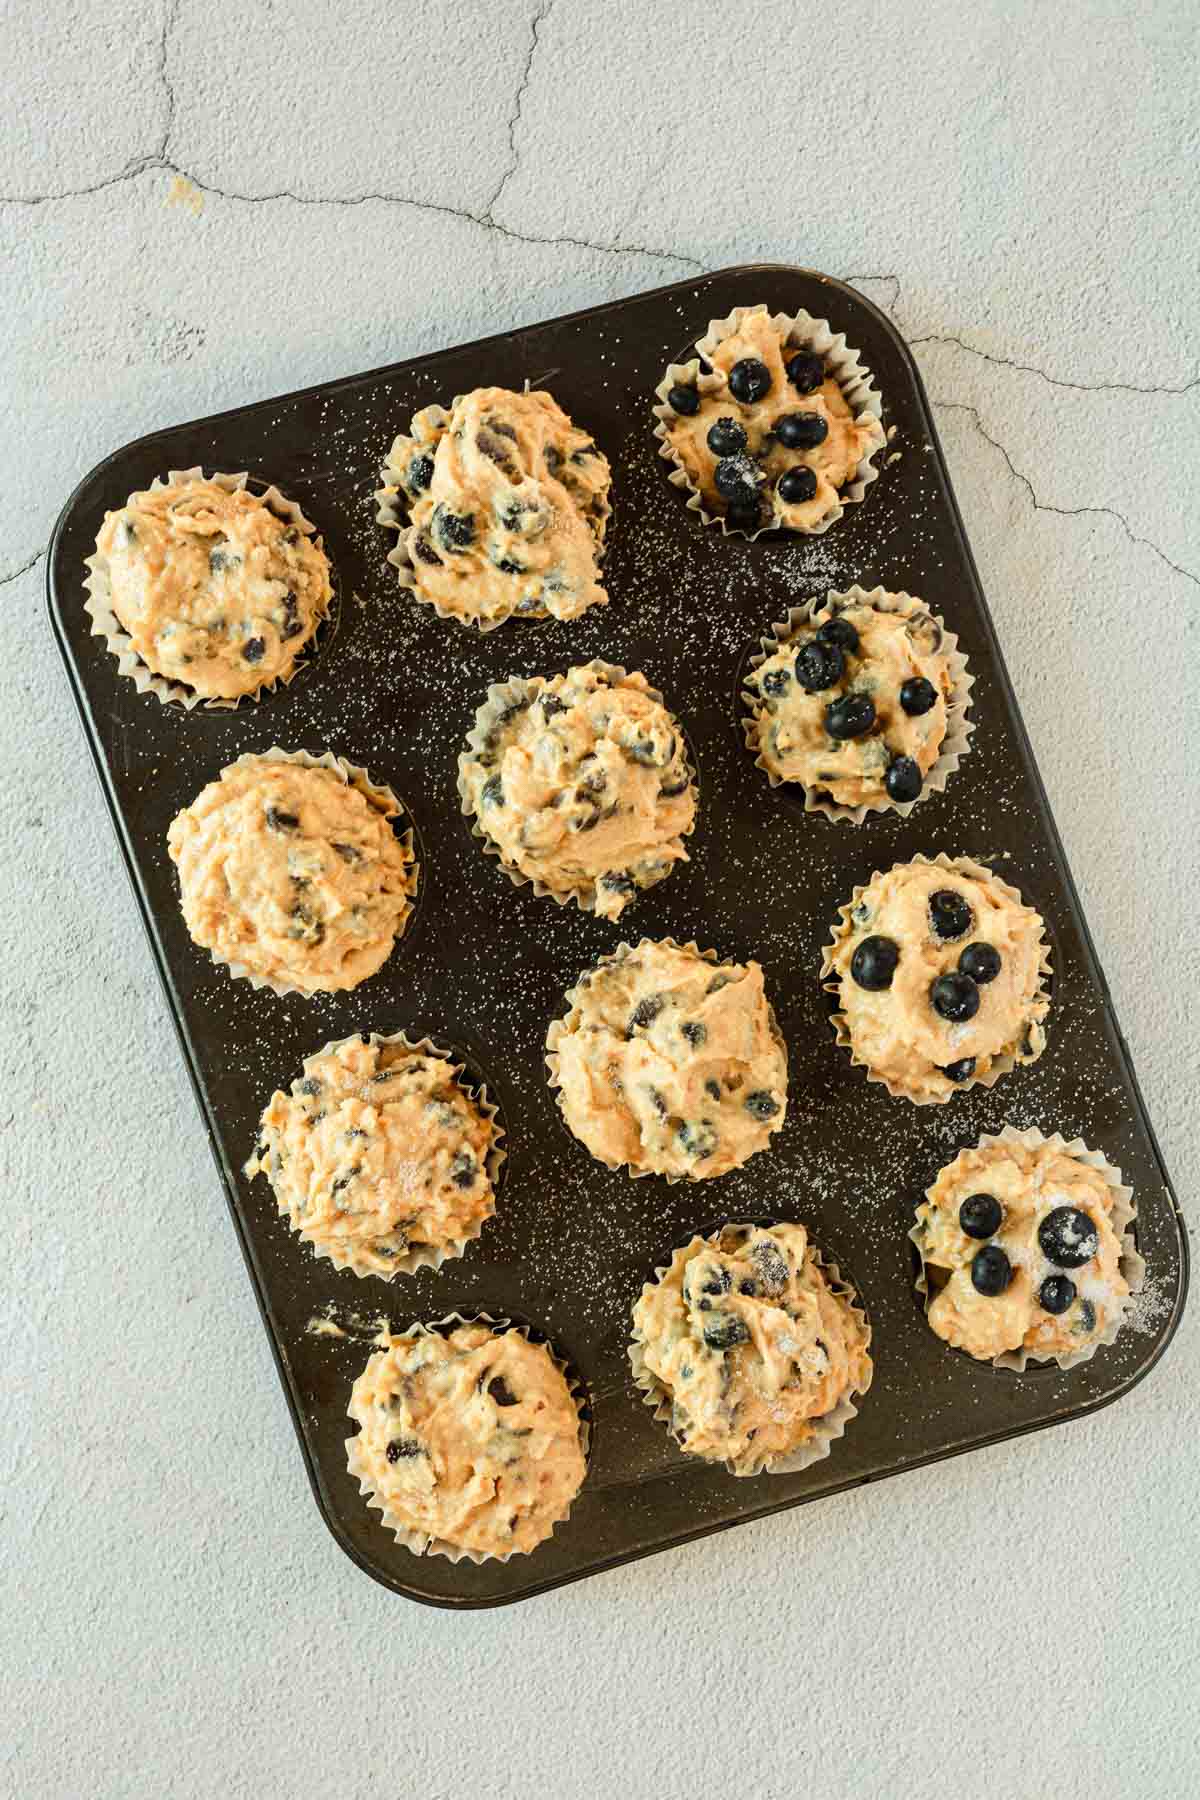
47, 263, 1188, 1608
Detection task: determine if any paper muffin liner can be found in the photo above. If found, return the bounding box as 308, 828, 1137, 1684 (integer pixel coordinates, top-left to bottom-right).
176, 747, 420, 998
544, 938, 788, 1184
246, 1028, 505, 1280
344, 1311, 590, 1564
741, 587, 975, 824
374, 391, 612, 634
456, 661, 700, 915
628, 1224, 872, 1477
652, 303, 886, 541
909, 1125, 1144, 1372
84, 467, 334, 711
821, 852, 1053, 1105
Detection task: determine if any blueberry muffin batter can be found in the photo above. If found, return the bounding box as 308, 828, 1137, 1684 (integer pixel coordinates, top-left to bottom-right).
93, 477, 331, 700
459, 663, 696, 920
167, 756, 417, 994
745, 592, 958, 810
547, 940, 787, 1179
346, 1323, 587, 1557
825, 857, 1049, 1102
244, 1035, 499, 1277
914, 1136, 1133, 1363
631, 1224, 871, 1474
381, 387, 610, 627
658, 307, 883, 534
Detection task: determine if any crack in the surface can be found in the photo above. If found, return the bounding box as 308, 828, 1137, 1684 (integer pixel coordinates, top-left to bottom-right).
916, 334, 1199, 398
0, 550, 44, 588
934, 399, 1200, 590
154, 0, 181, 163
843, 273, 902, 315
483, 0, 554, 223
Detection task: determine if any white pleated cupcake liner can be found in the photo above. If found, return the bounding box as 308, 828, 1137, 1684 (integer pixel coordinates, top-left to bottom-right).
909, 1125, 1143, 1372
742, 587, 975, 823
652, 302, 886, 540
628, 1223, 872, 1477
175, 747, 420, 998
820, 853, 1053, 1105
84, 467, 334, 710
456, 661, 699, 916
245, 1028, 506, 1281
544, 937, 787, 1184
345, 1311, 590, 1564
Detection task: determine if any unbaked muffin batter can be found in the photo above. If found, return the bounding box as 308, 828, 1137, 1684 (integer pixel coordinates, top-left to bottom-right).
746, 594, 954, 808
460, 663, 696, 920
382, 387, 610, 626
827, 858, 1049, 1102
245, 1035, 498, 1276
94, 478, 332, 699
914, 1137, 1131, 1362
632, 1224, 871, 1473
167, 758, 417, 994
548, 940, 787, 1178
346, 1323, 586, 1557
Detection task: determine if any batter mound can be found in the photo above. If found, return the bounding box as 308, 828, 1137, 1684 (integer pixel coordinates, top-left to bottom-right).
632, 1223, 871, 1473
346, 1323, 587, 1557
826, 858, 1049, 1103
167, 757, 417, 994
659, 307, 882, 533
460, 663, 696, 920
746, 593, 956, 810
548, 940, 787, 1179
244, 1035, 498, 1276
382, 386, 611, 627
94, 477, 332, 700
914, 1137, 1131, 1363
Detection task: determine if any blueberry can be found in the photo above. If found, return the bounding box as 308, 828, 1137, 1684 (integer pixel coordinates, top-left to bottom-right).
787, 352, 825, 394
681, 1020, 707, 1048
702, 1313, 752, 1351
667, 383, 700, 416
900, 676, 938, 716
885, 756, 923, 803
700, 1267, 733, 1296
776, 411, 828, 449
1076, 1300, 1097, 1333
1038, 1207, 1100, 1269
795, 638, 844, 691
778, 466, 818, 505
678, 1120, 718, 1159
209, 544, 238, 574
242, 637, 265, 664
704, 1079, 722, 1102
761, 663, 793, 698
851, 935, 899, 991
941, 1057, 976, 1083
959, 1193, 1003, 1239
600, 871, 636, 897
413, 532, 441, 566
825, 692, 876, 739
958, 942, 1001, 984
971, 1244, 1012, 1296
744, 1090, 780, 1120
385, 1437, 422, 1462
728, 357, 771, 403
432, 504, 475, 552
298, 1077, 322, 1096
265, 805, 299, 832
407, 453, 434, 493
332, 841, 361, 863
739, 1278, 759, 1296
496, 557, 524, 575
280, 592, 304, 640
450, 1150, 476, 1189
628, 994, 665, 1032
659, 775, 690, 798
1039, 1274, 1076, 1315
480, 773, 504, 807
540, 693, 568, 720
750, 1237, 789, 1294
706, 416, 747, 456
817, 616, 859, 654
930, 972, 980, 1022
929, 889, 973, 941
713, 454, 763, 505
487, 1375, 518, 1406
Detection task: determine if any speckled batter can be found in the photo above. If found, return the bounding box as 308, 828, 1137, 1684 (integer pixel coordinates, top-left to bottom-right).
382, 387, 610, 626
346, 1324, 586, 1557
167, 758, 417, 994
94, 478, 331, 699
460, 663, 696, 920
660, 307, 882, 532
746, 594, 955, 807
244, 1035, 498, 1276
632, 1224, 871, 1473
914, 1137, 1131, 1362
827, 858, 1049, 1102
548, 940, 787, 1179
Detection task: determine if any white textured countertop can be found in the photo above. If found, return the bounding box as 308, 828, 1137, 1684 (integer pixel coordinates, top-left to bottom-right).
2, 3, 1197, 1796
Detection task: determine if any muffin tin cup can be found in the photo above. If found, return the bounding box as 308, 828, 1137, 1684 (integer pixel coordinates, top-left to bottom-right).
742, 587, 975, 824
245, 1029, 506, 1281
628, 1224, 872, 1478
544, 938, 788, 1185
457, 661, 700, 916
344, 1312, 590, 1563
652, 303, 886, 541
84, 467, 333, 711
820, 852, 1054, 1106
178, 747, 420, 999
909, 1126, 1144, 1372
